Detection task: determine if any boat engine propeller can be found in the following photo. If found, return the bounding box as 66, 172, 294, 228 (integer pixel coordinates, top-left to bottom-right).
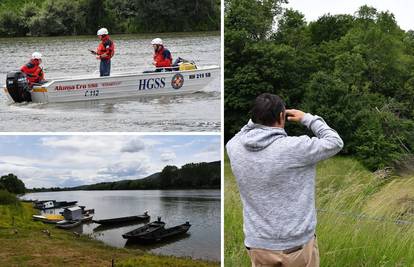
6, 71, 32, 103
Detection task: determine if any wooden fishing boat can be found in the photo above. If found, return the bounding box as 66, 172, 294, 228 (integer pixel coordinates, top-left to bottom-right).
125, 222, 191, 243
4, 65, 220, 103
34, 200, 78, 210
93, 212, 149, 226
122, 218, 166, 240
32, 214, 64, 224
56, 220, 82, 229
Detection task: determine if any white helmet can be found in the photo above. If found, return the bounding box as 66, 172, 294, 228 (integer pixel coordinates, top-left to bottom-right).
97, 28, 109, 36
151, 38, 163, 45
32, 52, 42, 60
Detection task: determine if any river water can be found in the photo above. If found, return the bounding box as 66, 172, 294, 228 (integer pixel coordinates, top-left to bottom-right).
0, 32, 220, 132
22, 190, 221, 261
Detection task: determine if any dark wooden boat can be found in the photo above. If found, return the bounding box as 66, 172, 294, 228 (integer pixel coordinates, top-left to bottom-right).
124, 222, 191, 243
122, 218, 166, 240
93, 212, 149, 225
53, 201, 78, 208
56, 220, 82, 229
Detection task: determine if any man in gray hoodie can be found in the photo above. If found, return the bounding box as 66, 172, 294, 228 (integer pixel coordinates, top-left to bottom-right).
226, 93, 343, 267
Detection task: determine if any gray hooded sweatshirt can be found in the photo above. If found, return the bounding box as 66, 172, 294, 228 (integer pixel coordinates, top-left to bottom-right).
226, 113, 343, 250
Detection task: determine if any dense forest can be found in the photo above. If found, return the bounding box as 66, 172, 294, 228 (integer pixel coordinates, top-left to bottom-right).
30, 161, 220, 192
0, 0, 221, 37
225, 0, 414, 170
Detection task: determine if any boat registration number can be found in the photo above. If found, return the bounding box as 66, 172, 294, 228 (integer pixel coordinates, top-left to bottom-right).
189, 72, 211, 80
85, 90, 100, 97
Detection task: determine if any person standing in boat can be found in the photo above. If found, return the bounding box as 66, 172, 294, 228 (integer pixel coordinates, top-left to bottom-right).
20, 52, 45, 87
151, 38, 173, 71
226, 93, 343, 267
93, 28, 115, 77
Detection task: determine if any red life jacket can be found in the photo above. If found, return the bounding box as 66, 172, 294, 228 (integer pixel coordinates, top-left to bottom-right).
20, 60, 44, 86
97, 35, 115, 60
154, 46, 172, 68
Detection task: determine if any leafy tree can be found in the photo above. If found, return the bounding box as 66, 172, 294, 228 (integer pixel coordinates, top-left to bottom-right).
0, 10, 25, 36
225, 2, 414, 170
0, 174, 26, 194
0, 0, 220, 36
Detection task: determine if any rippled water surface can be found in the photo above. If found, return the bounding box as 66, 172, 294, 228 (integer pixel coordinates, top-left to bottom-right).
23, 190, 221, 261
0, 32, 220, 132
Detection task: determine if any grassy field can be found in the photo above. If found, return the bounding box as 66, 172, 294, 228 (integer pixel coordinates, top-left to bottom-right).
225, 155, 414, 267
0, 202, 219, 267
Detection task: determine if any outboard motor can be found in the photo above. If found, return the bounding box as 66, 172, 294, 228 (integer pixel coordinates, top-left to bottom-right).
6, 71, 32, 102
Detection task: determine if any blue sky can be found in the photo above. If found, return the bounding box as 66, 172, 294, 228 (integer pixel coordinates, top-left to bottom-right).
284, 0, 413, 31
0, 135, 220, 188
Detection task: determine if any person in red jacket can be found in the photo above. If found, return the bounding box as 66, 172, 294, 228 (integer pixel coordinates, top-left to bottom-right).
151, 38, 173, 71
20, 52, 45, 87
93, 28, 115, 76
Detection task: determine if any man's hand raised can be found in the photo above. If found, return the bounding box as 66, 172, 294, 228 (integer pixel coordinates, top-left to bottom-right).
285, 109, 305, 123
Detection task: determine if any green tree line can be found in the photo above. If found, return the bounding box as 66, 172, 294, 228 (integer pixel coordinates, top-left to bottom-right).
30, 161, 220, 192
0, 0, 221, 37
225, 0, 414, 170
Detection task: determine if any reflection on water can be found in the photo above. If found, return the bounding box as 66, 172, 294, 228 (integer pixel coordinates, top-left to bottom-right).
23, 190, 220, 261
0, 33, 220, 132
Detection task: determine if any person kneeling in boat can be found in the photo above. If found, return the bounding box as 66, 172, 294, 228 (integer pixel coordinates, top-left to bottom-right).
151, 38, 173, 72
93, 28, 115, 77
20, 52, 45, 87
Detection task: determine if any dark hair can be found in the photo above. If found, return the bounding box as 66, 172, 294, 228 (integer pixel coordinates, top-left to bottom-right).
251, 93, 285, 126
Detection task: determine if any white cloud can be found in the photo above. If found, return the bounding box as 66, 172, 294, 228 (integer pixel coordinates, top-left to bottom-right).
160, 151, 177, 162
121, 139, 146, 153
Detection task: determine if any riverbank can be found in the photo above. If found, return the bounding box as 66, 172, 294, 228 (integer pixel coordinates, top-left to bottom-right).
225, 155, 414, 266
0, 202, 219, 267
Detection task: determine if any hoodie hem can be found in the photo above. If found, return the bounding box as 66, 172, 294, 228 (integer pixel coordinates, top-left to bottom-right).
244, 230, 315, 251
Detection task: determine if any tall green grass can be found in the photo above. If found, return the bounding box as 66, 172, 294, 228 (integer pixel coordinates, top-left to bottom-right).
225, 155, 414, 266
0, 190, 18, 205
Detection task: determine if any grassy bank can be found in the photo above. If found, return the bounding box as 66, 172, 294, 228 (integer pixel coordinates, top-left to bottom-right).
225, 155, 414, 266
0, 202, 219, 267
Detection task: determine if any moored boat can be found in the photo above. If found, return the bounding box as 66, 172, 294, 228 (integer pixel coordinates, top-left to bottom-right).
32, 214, 64, 224
124, 222, 191, 243
33, 200, 78, 210
93, 212, 149, 225
4, 66, 220, 103
56, 220, 82, 229
122, 217, 166, 240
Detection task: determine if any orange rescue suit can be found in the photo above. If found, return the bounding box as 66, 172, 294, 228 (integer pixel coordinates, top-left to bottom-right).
153, 46, 172, 68
20, 60, 44, 86
96, 35, 115, 60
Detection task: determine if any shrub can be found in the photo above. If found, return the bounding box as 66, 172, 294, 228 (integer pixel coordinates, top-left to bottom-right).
0, 190, 18, 205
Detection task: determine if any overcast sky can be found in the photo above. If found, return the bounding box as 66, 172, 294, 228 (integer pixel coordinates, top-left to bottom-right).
284, 0, 413, 31
0, 135, 220, 189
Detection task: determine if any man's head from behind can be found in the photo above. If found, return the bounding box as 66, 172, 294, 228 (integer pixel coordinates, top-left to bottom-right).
251, 93, 286, 128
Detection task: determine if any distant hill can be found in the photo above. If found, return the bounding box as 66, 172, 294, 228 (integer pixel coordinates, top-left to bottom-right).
30, 161, 220, 192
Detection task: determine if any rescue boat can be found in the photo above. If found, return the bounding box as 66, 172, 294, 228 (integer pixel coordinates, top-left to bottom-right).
3, 65, 219, 103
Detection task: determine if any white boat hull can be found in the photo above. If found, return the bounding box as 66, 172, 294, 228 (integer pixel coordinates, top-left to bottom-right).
4, 66, 219, 103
